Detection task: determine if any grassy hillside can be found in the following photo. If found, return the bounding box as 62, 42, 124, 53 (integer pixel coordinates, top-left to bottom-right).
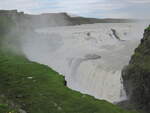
0, 10, 136, 113
0, 49, 136, 113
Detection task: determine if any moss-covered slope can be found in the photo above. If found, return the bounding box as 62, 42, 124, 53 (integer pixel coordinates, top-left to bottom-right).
122, 25, 150, 113
0, 10, 136, 113
0, 49, 136, 113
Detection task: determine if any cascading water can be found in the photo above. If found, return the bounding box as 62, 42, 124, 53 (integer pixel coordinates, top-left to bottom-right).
21, 23, 147, 103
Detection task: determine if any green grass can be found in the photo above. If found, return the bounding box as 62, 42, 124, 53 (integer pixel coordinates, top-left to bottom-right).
146, 26, 150, 31
0, 104, 19, 113
0, 49, 136, 113
0, 93, 19, 113
0, 12, 136, 113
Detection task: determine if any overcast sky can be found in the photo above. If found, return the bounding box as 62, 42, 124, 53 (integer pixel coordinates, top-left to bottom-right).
0, 0, 150, 18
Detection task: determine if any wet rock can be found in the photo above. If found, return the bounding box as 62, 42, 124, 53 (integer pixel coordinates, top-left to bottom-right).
122, 26, 150, 112
84, 54, 101, 60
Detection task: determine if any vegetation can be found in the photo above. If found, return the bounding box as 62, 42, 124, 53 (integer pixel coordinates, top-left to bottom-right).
0, 103, 18, 113
146, 25, 150, 31
0, 10, 136, 113
0, 49, 137, 113
122, 25, 150, 113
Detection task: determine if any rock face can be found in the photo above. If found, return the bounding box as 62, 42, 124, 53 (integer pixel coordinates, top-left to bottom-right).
122, 25, 150, 112
0, 10, 138, 29
0, 10, 73, 28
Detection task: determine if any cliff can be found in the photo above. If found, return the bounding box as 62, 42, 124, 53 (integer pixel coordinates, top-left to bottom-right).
122, 25, 150, 112
0, 10, 135, 113
0, 10, 137, 29
0, 10, 73, 28
70, 17, 136, 25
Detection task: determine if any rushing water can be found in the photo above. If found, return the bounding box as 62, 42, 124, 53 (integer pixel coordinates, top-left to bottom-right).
22, 23, 146, 103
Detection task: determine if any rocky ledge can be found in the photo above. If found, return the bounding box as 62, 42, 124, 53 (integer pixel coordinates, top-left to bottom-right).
122, 25, 150, 113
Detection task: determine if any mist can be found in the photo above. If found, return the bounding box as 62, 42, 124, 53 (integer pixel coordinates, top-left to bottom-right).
1, 10, 149, 104
15, 17, 148, 103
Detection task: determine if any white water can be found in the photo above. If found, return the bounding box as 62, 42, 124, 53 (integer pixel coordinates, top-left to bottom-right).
22, 23, 147, 103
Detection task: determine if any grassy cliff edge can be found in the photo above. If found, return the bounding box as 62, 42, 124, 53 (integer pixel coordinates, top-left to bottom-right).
0, 10, 136, 113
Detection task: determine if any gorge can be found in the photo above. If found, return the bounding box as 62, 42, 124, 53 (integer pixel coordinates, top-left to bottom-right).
0, 10, 150, 113
22, 23, 147, 103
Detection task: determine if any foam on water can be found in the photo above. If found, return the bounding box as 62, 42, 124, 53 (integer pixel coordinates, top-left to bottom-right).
22, 23, 147, 103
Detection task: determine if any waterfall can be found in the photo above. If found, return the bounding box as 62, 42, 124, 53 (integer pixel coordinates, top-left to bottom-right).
22, 23, 146, 103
